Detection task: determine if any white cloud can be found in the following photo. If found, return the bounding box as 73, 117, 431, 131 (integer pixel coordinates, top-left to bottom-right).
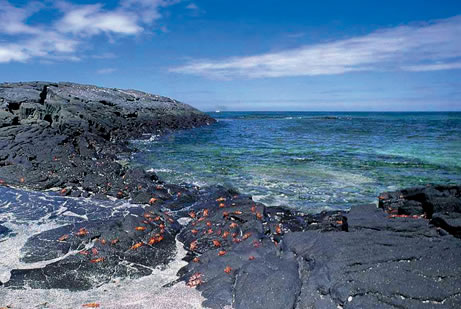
0, 0, 181, 63
57, 4, 142, 35
120, 0, 181, 23
97, 68, 117, 74
402, 62, 461, 72
170, 15, 461, 79
186, 3, 198, 10
0, 45, 30, 62
0, 1, 42, 35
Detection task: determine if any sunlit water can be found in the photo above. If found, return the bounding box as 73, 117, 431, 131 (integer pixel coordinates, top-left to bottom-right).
133, 112, 461, 212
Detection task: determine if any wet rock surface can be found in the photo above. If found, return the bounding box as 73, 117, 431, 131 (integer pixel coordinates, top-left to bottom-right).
178, 187, 461, 309
379, 184, 461, 238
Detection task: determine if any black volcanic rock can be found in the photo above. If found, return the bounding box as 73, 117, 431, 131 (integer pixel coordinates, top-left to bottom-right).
176, 187, 461, 309
378, 184, 461, 238
0, 81, 215, 197
5, 204, 181, 290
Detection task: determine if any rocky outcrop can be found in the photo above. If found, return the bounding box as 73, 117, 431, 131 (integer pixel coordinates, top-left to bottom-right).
378, 184, 461, 238
0, 81, 215, 197
176, 187, 461, 309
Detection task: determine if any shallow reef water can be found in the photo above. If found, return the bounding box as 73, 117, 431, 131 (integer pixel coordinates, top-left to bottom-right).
133, 112, 461, 212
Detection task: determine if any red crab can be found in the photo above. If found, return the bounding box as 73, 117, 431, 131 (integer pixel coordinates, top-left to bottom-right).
187, 273, 203, 287
130, 242, 143, 250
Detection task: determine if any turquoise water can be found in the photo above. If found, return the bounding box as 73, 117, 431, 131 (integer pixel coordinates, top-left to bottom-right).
133, 112, 461, 212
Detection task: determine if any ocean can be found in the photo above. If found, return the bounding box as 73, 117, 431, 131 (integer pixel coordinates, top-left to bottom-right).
133, 112, 461, 212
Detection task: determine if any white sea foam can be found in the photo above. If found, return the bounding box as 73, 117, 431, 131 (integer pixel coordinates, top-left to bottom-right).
0, 220, 65, 283
0, 239, 205, 309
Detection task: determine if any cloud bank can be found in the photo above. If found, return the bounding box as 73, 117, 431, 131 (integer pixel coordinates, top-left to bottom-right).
0, 0, 179, 63
170, 15, 461, 79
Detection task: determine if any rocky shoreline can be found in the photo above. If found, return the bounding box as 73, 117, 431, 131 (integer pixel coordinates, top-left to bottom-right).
0, 82, 460, 309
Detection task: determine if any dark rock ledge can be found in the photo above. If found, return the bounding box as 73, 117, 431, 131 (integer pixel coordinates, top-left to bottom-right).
0, 82, 460, 309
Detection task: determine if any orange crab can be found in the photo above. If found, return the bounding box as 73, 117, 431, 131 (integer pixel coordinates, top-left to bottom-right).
75, 228, 88, 237
219, 203, 226, 208
249, 256, 255, 260
233, 211, 242, 215
187, 272, 203, 287
242, 232, 251, 240
60, 188, 67, 195
206, 221, 212, 227
216, 197, 226, 202
230, 222, 238, 229
222, 211, 230, 217
130, 242, 143, 250
90, 257, 104, 263
91, 248, 98, 255
149, 197, 157, 204
203, 209, 209, 217
191, 229, 198, 235
82, 303, 100, 308
19, 177, 25, 183
251, 205, 256, 213
135, 226, 146, 231
207, 228, 213, 235
224, 266, 232, 274
256, 212, 263, 220
189, 211, 196, 218
275, 225, 282, 234
58, 234, 69, 241
222, 231, 230, 238
218, 250, 227, 256
212, 240, 221, 247
192, 257, 200, 263
190, 240, 198, 251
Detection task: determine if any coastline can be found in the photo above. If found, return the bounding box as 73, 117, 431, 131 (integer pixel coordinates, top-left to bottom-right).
1, 82, 460, 308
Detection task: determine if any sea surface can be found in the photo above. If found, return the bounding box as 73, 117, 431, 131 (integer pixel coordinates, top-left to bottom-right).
133, 112, 461, 212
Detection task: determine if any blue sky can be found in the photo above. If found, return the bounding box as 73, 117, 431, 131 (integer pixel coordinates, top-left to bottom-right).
1, 0, 461, 111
